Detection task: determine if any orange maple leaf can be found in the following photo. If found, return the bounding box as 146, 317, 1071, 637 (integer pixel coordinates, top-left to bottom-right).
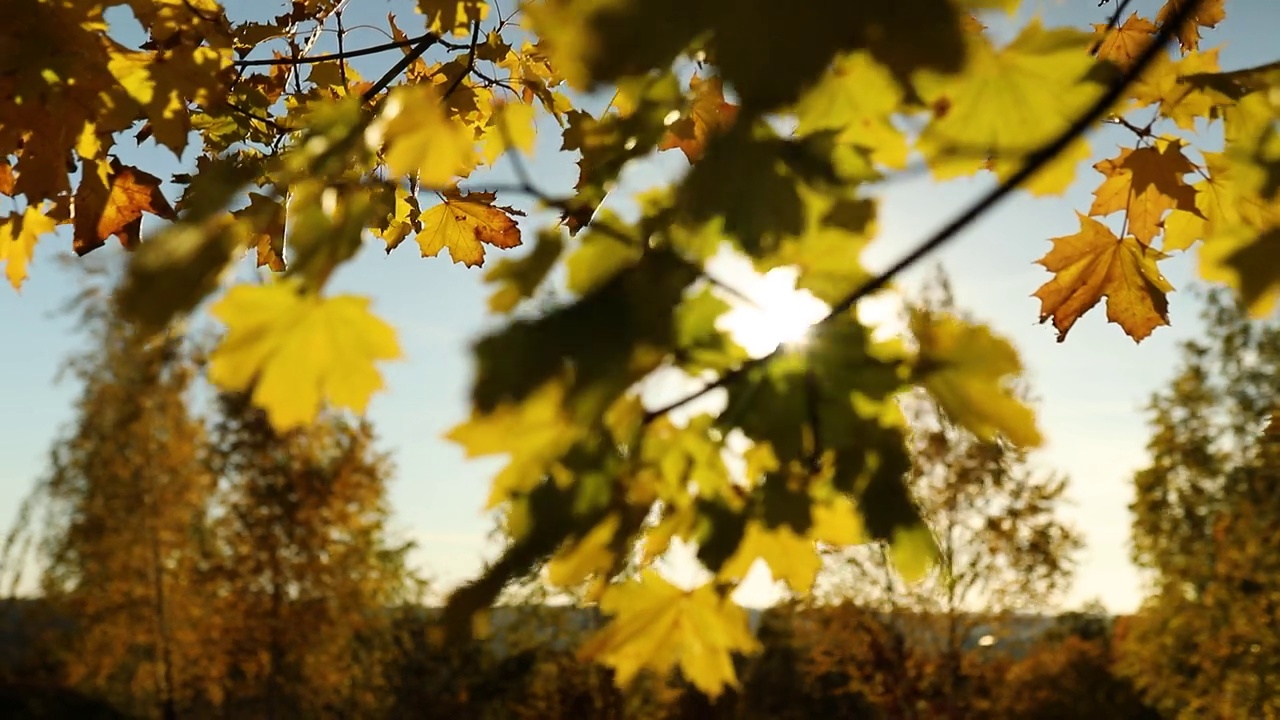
1088, 140, 1202, 246
1092, 13, 1157, 71
417, 189, 525, 267
1155, 0, 1226, 52
72, 159, 177, 255
659, 74, 739, 163
1034, 213, 1174, 343
0, 163, 15, 196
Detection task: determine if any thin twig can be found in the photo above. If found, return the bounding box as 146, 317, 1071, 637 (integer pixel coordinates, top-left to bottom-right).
440, 21, 483, 101
225, 100, 286, 134
1107, 114, 1154, 139
642, 0, 1206, 423
335, 9, 348, 88
234, 32, 455, 68
360, 35, 440, 103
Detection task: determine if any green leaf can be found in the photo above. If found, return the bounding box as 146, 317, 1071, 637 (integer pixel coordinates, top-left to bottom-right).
673, 287, 749, 374
483, 227, 565, 313
470, 249, 699, 422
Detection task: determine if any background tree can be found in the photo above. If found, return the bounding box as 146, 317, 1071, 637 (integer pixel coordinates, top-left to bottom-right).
203, 392, 417, 719
28, 263, 220, 718
1119, 288, 1280, 718
991, 607, 1156, 720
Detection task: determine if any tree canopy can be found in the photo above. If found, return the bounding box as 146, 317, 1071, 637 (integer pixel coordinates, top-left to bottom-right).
2, 0, 1278, 697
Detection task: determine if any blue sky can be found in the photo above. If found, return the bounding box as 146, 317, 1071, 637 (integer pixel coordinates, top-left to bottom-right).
2, 0, 1277, 612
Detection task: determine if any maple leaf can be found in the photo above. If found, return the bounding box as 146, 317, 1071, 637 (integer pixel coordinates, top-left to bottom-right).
547, 514, 620, 587
911, 311, 1043, 447
1033, 213, 1174, 343
1129, 48, 1231, 130
446, 380, 584, 507
416, 190, 525, 267
373, 84, 476, 189
207, 283, 403, 431
72, 159, 177, 256
578, 570, 761, 698
915, 21, 1102, 162
231, 192, 286, 271
1200, 224, 1280, 319
480, 100, 538, 165
718, 521, 821, 594
794, 50, 909, 169
658, 74, 739, 163
416, 0, 488, 37
1088, 139, 1202, 245
1, 206, 57, 290
1155, 0, 1226, 52
809, 495, 866, 546
1092, 13, 1158, 71
0, 163, 15, 195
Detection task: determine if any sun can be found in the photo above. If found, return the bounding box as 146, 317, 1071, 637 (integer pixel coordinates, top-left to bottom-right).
718, 267, 830, 358
713, 255, 909, 358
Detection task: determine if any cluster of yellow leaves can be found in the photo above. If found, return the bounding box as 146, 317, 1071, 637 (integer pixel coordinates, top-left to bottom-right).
0, 0, 231, 287
1034, 0, 1280, 340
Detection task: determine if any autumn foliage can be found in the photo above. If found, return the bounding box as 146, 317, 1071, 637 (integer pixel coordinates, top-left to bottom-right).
2, 0, 1278, 699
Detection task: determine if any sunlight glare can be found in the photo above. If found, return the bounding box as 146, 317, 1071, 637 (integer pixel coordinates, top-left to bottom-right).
718, 267, 829, 358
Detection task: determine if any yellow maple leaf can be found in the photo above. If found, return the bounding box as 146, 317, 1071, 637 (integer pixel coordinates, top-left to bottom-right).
231, 192, 286, 272
1, 206, 57, 290
207, 283, 403, 431
547, 514, 620, 587
1154, 0, 1226, 52
810, 495, 866, 546
718, 521, 821, 594
1088, 139, 1202, 245
794, 50, 908, 169
915, 21, 1101, 164
416, 0, 488, 36
446, 380, 584, 507
1161, 152, 1272, 252
987, 135, 1092, 197
416, 189, 525, 267
1200, 223, 1280, 318
911, 310, 1043, 447
373, 84, 476, 189
1129, 48, 1230, 130
480, 99, 538, 165
578, 570, 761, 698
72, 159, 177, 255
1033, 212, 1174, 343
658, 74, 740, 163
